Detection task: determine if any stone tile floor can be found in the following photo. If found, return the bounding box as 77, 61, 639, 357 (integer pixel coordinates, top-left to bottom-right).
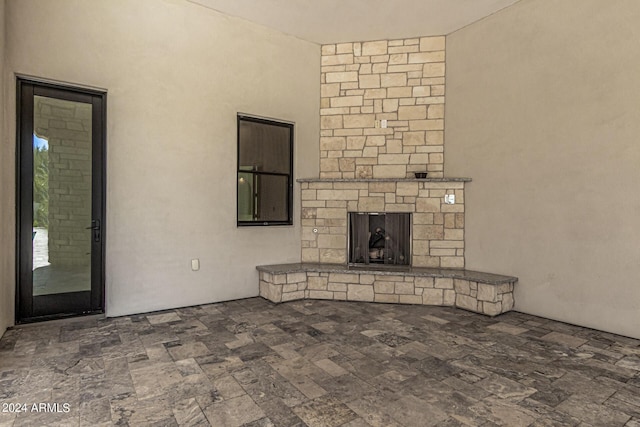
0, 298, 639, 427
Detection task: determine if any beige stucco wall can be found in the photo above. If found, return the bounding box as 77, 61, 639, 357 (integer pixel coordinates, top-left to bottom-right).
0, 0, 10, 337
445, 0, 640, 339
3, 0, 319, 320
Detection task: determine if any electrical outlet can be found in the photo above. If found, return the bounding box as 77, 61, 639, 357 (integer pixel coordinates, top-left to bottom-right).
444, 194, 455, 204
374, 120, 381, 128
191, 259, 200, 271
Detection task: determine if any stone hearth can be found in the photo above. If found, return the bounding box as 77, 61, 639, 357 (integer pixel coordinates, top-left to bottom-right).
258, 263, 516, 317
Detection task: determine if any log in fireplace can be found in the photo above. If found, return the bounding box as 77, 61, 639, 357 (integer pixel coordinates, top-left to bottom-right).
348, 212, 411, 266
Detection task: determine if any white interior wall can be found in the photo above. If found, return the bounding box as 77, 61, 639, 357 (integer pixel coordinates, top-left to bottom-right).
3, 0, 319, 320
445, 0, 640, 339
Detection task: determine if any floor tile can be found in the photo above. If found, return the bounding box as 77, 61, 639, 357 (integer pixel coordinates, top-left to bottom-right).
201, 394, 265, 427
292, 394, 358, 427
0, 298, 638, 426
147, 312, 182, 325
556, 395, 632, 425
541, 331, 588, 348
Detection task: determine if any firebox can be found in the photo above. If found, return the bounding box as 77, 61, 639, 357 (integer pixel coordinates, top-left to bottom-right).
348, 212, 411, 266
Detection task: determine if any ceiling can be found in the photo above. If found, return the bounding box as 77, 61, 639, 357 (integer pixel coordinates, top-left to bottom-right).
187, 0, 522, 44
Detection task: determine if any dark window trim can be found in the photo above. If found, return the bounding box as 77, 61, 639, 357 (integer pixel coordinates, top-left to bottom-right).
15, 76, 107, 323
237, 114, 294, 226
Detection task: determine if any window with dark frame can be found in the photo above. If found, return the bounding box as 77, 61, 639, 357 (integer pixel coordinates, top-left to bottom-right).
237, 115, 293, 226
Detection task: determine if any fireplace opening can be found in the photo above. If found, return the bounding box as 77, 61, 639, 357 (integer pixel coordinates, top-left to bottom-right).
348, 212, 411, 266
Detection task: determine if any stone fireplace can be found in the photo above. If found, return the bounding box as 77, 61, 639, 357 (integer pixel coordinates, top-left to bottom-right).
260, 175, 518, 317
349, 212, 411, 266
300, 178, 468, 268
256, 35, 518, 318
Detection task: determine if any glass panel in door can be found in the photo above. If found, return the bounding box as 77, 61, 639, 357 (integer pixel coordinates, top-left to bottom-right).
31, 95, 92, 297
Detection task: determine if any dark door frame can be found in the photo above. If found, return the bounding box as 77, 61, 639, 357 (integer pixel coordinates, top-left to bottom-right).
16, 77, 106, 323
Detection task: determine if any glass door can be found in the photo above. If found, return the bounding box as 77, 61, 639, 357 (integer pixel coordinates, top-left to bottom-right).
17, 79, 105, 321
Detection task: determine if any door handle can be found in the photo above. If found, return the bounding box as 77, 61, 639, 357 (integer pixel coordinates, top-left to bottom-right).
86, 220, 101, 242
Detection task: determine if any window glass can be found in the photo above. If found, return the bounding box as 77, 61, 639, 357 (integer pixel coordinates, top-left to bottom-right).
237, 115, 293, 225
239, 121, 291, 174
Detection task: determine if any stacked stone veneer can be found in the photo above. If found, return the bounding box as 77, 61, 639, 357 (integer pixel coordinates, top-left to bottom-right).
300, 178, 466, 268
320, 36, 445, 179
257, 34, 519, 317
258, 267, 515, 317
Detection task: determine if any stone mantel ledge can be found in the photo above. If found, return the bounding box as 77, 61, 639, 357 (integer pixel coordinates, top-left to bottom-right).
257, 263, 517, 317
297, 177, 472, 183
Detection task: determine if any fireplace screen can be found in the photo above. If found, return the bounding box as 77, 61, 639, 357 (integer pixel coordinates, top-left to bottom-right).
349, 213, 411, 266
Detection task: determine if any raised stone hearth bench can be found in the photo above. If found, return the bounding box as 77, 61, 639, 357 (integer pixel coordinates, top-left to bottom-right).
257, 263, 517, 317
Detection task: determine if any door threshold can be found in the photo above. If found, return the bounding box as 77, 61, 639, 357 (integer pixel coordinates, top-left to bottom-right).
15, 311, 105, 327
